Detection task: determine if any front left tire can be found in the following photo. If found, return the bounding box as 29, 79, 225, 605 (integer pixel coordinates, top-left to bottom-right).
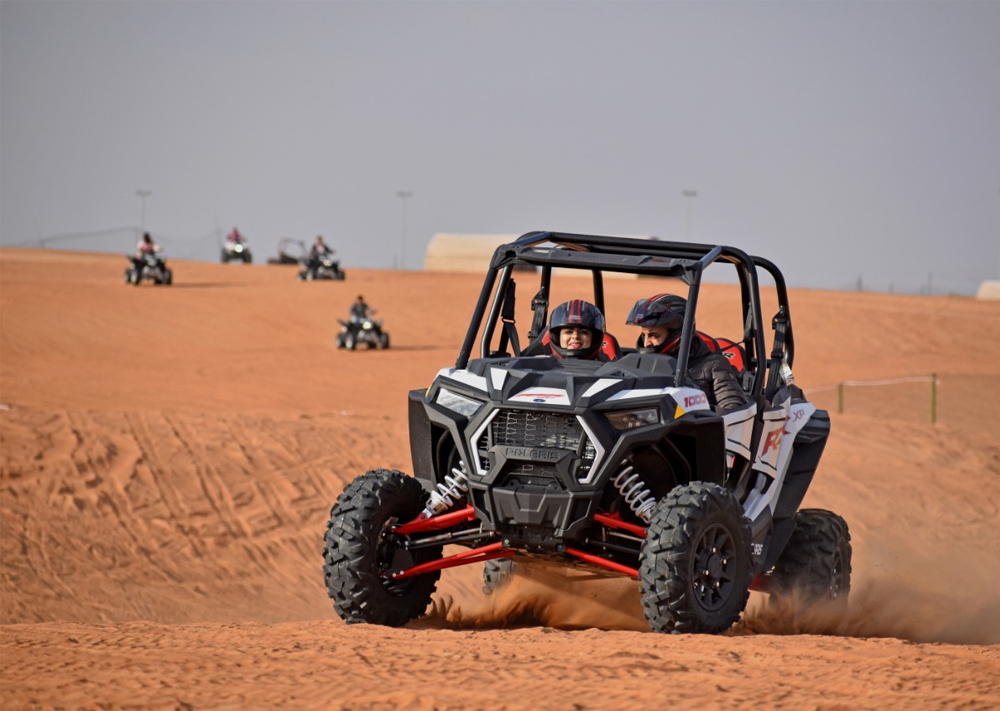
639, 482, 753, 634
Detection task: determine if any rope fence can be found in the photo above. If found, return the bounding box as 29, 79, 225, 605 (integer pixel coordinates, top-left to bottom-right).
804, 374, 939, 423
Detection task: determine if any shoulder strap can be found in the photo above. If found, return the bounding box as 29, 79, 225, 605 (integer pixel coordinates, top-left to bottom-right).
764, 306, 789, 398
496, 280, 521, 356
527, 286, 549, 342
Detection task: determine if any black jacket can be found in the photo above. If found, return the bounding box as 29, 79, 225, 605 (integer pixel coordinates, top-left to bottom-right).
685, 337, 749, 414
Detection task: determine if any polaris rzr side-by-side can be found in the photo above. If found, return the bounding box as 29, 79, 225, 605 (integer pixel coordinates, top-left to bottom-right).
124, 252, 172, 286
322, 232, 850, 634
336, 316, 390, 350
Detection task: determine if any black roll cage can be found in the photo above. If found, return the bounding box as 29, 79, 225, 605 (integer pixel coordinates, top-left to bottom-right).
455, 231, 795, 399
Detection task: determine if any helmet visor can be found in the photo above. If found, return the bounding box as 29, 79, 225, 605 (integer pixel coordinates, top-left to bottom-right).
626, 297, 684, 329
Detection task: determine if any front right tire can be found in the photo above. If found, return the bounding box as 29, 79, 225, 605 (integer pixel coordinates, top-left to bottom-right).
322, 469, 442, 626
639, 482, 753, 634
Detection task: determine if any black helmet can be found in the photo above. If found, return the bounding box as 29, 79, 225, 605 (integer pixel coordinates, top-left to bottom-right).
549, 299, 605, 359
625, 293, 689, 355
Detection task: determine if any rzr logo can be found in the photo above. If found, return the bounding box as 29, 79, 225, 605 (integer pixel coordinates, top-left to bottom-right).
762, 428, 784, 455
684, 394, 707, 407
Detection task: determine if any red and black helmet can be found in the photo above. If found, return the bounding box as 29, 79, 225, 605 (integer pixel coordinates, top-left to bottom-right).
549, 299, 605, 359
625, 294, 689, 355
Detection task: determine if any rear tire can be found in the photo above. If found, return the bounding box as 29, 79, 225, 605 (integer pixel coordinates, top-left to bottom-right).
768, 509, 851, 607
322, 469, 442, 626
639, 482, 753, 634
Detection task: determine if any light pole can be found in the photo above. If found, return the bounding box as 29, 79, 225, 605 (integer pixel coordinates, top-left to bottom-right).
396, 190, 413, 270
136, 189, 152, 235
682, 190, 697, 238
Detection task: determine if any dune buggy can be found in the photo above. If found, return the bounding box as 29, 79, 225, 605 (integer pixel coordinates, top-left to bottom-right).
322, 232, 851, 634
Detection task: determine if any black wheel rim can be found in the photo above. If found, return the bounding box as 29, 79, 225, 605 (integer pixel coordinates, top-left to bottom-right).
691, 523, 738, 612
375, 518, 419, 596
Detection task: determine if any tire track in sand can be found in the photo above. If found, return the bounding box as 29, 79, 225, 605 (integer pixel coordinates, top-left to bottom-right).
1, 407, 402, 624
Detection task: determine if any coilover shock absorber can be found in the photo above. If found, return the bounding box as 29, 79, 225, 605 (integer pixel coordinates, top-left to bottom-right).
421, 461, 470, 518
612, 465, 657, 524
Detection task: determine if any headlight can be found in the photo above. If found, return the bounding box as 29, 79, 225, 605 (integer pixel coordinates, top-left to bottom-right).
436, 388, 483, 417
606, 407, 659, 430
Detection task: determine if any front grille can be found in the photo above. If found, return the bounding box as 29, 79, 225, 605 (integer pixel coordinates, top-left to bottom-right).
493, 410, 583, 449
477, 409, 595, 481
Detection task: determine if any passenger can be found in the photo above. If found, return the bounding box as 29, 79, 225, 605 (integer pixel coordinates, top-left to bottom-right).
626, 294, 749, 413
547, 299, 614, 361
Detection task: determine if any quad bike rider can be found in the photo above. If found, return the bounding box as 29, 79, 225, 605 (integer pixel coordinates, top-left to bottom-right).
298, 235, 345, 281
221, 227, 252, 264
336, 295, 389, 349
322, 232, 851, 634
124, 232, 172, 286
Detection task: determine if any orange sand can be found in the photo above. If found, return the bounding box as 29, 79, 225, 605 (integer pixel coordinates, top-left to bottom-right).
2, 248, 999, 709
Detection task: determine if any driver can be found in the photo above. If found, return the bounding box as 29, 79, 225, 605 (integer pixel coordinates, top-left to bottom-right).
626, 293, 748, 413
349, 295, 372, 324
311, 235, 333, 258
547, 299, 615, 361
132, 232, 162, 272
306, 235, 334, 273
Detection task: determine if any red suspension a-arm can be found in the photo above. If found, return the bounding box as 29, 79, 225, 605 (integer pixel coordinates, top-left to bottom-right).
392, 505, 477, 535
389, 542, 514, 580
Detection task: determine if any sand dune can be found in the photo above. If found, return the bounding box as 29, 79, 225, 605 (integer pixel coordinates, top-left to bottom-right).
2, 248, 999, 709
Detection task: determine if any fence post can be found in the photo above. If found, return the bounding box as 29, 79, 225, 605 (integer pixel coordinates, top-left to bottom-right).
930, 373, 937, 424
838, 382, 844, 414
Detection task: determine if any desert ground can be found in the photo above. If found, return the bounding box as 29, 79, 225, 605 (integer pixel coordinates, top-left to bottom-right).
2, 246, 999, 710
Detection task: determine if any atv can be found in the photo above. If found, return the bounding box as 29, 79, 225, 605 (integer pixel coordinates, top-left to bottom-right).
221, 239, 252, 264
124, 252, 172, 286
322, 232, 850, 633
336, 316, 389, 350
298, 254, 345, 281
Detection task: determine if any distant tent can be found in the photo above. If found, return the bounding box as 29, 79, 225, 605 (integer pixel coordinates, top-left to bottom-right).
423, 233, 648, 275
423, 234, 521, 272
976, 281, 1000, 300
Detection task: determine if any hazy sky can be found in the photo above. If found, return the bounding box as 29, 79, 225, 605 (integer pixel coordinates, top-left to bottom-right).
2, 0, 998, 294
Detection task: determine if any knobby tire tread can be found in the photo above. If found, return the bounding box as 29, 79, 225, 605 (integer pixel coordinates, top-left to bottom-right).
322, 469, 441, 627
